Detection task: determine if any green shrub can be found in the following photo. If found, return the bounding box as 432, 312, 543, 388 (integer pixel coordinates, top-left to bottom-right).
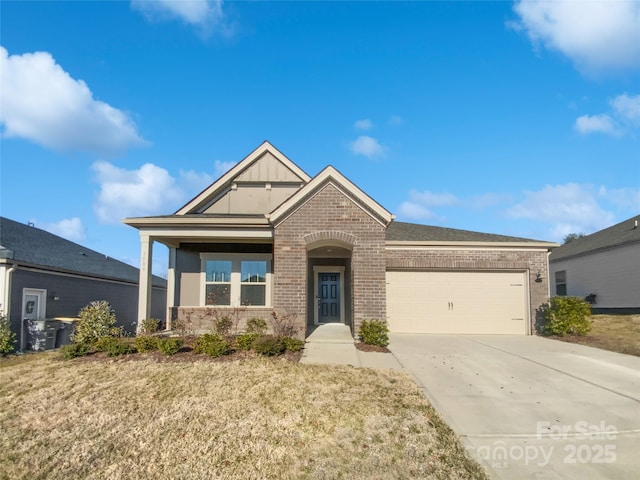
253, 335, 286, 356
59, 342, 89, 359
72, 300, 118, 346
193, 334, 231, 357
213, 317, 233, 338
246, 318, 267, 335
94, 336, 134, 357
0, 314, 16, 355
157, 337, 184, 356
542, 296, 592, 336
235, 333, 259, 351
134, 335, 158, 353
140, 318, 160, 335
359, 319, 389, 347
283, 336, 304, 352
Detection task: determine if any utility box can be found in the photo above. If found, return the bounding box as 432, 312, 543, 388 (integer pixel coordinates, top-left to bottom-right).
25, 319, 61, 351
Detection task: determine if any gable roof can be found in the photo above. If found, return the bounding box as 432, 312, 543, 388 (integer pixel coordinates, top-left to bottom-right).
269, 165, 394, 227
387, 221, 557, 246
175, 141, 312, 215
550, 214, 640, 262
0, 217, 166, 287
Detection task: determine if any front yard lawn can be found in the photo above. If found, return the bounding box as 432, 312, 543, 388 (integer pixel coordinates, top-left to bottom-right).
551, 314, 640, 356
0, 353, 487, 480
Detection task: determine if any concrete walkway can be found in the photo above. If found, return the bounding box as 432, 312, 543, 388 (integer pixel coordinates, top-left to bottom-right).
300, 323, 403, 370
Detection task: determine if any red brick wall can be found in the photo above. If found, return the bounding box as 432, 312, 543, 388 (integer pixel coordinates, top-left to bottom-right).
385, 248, 551, 333
273, 182, 387, 335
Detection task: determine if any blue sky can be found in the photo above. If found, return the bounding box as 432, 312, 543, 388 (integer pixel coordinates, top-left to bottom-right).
1, 0, 639, 276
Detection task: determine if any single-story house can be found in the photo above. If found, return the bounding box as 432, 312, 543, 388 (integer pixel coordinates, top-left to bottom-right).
549, 215, 640, 314
124, 142, 557, 337
0, 217, 167, 350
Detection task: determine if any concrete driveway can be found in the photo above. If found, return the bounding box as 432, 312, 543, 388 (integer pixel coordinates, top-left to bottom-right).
389, 334, 640, 480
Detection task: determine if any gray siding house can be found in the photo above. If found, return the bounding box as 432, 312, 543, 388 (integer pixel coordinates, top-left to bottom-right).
0, 217, 167, 349
124, 142, 557, 337
550, 215, 640, 313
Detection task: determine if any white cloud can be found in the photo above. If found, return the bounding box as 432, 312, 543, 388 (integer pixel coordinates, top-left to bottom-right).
598, 186, 640, 210
354, 119, 373, 130
512, 0, 640, 73
131, 0, 231, 37
92, 161, 212, 223
575, 93, 640, 136
396, 190, 459, 221
0, 46, 147, 156
575, 114, 617, 135
388, 115, 403, 126
507, 183, 615, 239
349, 135, 385, 159
610, 93, 640, 126
40, 217, 87, 242
396, 202, 442, 222
213, 160, 236, 177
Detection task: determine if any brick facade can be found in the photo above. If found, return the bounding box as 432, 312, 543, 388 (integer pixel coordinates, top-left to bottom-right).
385, 248, 551, 333
273, 182, 387, 335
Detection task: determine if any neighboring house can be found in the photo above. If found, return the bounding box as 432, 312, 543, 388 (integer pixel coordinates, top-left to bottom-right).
549, 215, 640, 314
0, 217, 167, 349
124, 142, 557, 337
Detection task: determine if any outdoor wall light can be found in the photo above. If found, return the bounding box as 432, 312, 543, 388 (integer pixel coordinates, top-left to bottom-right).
535, 271, 543, 283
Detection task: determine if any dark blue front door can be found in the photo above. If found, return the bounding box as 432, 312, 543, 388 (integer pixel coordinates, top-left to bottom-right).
318, 272, 340, 323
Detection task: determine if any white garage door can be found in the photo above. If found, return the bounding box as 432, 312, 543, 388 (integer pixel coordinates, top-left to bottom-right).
386, 271, 528, 334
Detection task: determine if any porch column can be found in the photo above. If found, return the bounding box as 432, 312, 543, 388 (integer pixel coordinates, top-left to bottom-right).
137, 233, 153, 333
165, 246, 176, 331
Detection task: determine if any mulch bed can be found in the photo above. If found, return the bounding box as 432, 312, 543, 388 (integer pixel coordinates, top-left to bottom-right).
354, 342, 390, 353
72, 345, 303, 364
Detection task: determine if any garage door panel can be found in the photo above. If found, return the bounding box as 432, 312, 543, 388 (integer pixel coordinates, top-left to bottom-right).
386, 271, 528, 334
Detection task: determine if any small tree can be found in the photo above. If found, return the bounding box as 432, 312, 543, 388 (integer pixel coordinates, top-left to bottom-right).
542, 296, 592, 336
0, 312, 16, 355
72, 300, 118, 345
563, 233, 586, 244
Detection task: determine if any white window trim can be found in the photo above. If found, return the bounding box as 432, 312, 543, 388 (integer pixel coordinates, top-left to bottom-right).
200, 253, 272, 308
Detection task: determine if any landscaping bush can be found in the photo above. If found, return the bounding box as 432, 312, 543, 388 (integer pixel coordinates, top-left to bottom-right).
193, 334, 231, 357
253, 335, 286, 356
542, 296, 592, 336
72, 301, 118, 346
0, 313, 16, 355
157, 337, 184, 356
359, 319, 389, 347
139, 318, 160, 335
246, 317, 267, 335
283, 336, 304, 352
94, 336, 134, 357
134, 335, 158, 353
270, 311, 300, 338
235, 333, 259, 351
59, 342, 89, 359
213, 317, 233, 338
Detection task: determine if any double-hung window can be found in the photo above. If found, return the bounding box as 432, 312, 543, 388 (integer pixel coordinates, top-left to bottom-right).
201, 254, 271, 307
555, 270, 567, 296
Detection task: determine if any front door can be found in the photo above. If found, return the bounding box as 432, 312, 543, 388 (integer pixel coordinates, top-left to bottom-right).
318, 272, 340, 323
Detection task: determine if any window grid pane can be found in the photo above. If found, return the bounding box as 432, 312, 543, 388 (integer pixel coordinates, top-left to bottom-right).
206, 260, 232, 283
241, 261, 267, 284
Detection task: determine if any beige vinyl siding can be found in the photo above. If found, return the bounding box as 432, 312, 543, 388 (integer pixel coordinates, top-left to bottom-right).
550, 243, 640, 309
386, 271, 528, 334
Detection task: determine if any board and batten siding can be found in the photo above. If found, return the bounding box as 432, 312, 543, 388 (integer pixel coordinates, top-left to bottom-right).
550, 243, 640, 309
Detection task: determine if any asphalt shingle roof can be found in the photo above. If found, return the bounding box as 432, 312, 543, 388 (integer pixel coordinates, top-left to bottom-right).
550, 214, 640, 262
386, 221, 550, 243
0, 217, 166, 287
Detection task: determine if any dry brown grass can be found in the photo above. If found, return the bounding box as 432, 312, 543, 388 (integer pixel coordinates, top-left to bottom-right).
0, 353, 487, 480
552, 314, 640, 356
